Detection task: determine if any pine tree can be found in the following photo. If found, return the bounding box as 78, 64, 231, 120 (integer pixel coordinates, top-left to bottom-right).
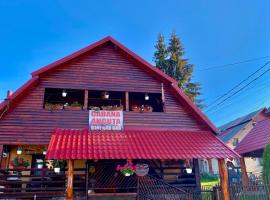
154, 33, 168, 72
153, 32, 204, 108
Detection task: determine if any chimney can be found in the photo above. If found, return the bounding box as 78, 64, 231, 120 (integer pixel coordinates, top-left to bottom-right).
6, 90, 12, 99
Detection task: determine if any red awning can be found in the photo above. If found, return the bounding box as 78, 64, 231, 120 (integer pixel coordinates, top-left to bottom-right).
46, 128, 239, 160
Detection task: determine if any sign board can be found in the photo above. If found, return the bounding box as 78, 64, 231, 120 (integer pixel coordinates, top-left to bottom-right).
89, 110, 123, 131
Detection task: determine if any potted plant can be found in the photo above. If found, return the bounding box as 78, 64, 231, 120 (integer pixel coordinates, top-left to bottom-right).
64, 102, 82, 111
36, 159, 43, 169
11, 156, 30, 170
144, 105, 153, 112
89, 106, 100, 111
45, 103, 63, 110
131, 105, 140, 112
52, 160, 66, 173
116, 160, 137, 176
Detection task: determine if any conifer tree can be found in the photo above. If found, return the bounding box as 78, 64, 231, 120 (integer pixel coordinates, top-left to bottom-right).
154, 32, 204, 108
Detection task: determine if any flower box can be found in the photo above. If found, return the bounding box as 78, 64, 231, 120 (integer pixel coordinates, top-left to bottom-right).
131, 105, 141, 112
64, 105, 82, 111
45, 104, 63, 110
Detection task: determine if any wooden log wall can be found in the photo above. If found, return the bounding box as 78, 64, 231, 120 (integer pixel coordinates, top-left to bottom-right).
0, 43, 208, 145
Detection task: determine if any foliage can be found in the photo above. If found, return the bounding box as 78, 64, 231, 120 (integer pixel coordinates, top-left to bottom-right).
51, 160, 67, 169
116, 160, 137, 176
154, 32, 204, 108
11, 156, 30, 168
201, 173, 219, 182
262, 142, 270, 182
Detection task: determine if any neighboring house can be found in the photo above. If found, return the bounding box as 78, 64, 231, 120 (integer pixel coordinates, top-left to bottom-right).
199, 108, 268, 176
235, 117, 270, 177
0, 36, 238, 199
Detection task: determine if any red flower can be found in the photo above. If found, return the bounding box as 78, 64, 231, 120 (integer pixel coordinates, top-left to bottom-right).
116, 164, 121, 171
128, 160, 133, 166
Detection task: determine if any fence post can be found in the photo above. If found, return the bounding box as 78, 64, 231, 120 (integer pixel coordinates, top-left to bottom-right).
240, 157, 248, 187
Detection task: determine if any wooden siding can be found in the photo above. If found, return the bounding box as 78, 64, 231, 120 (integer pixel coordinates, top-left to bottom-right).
0, 43, 207, 145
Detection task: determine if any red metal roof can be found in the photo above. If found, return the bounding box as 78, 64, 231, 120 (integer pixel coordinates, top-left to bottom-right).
235, 118, 270, 155
46, 128, 239, 160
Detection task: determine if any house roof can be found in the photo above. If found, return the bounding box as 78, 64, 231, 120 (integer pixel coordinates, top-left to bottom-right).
46, 128, 239, 160
0, 36, 219, 133
219, 108, 265, 143
235, 118, 270, 155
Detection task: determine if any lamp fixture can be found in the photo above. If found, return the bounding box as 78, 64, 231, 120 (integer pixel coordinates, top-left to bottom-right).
62, 89, 67, 97
104, 92, 109, 99
17, 147, 22, 155
145, 93, 149, 101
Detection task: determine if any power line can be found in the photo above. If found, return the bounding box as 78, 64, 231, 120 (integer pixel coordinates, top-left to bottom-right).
205, 60, 270, 111
206, 60, 270, 113
198, 55, 270, 72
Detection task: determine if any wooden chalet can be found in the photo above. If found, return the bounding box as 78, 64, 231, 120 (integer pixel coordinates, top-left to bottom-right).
0, 36, 239, 199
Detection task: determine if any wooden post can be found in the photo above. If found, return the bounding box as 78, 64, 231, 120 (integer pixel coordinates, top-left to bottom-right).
67, 159, 74, 200
193, 159, 201, 189
125, 92, 129, 111
207, 158, 214, 175
240, 157, 248, 187
85, 160, 90, 200
218, 159, 230, 200
84, 90, 89, 110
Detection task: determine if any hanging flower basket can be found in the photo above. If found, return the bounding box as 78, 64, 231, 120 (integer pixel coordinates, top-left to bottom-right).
116, 160, 137, 176
135, 163, 149, 176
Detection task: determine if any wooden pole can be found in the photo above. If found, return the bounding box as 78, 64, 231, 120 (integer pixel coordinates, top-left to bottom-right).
85, 160, 90, 200
218, 159, 230, 200
193, 159, 201, 189
125, 92, 129, 111
67, 159, 74, 200
240, 157, 248, 187
84, 90, 89, 110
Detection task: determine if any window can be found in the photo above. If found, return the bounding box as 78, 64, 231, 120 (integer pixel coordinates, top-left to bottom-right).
88, 90, 125, 111
44, 88, 84, 110
129, 92, 163, 112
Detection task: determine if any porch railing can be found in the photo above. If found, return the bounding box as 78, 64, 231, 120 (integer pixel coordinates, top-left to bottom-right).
0, 168, 69, 198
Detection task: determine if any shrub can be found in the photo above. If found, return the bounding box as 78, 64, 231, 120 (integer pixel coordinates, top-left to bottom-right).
262, 142, 270, 182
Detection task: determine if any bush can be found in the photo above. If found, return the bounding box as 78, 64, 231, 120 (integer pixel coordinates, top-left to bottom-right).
201, 173, 219, 182
262, 142, 270, 182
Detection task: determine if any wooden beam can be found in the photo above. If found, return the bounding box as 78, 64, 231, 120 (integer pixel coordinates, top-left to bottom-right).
240, 157, 248, 187
125, 92, 129, 111
218, 159, 230, 200
66, 159, 74, 200
84, 90, 89, 110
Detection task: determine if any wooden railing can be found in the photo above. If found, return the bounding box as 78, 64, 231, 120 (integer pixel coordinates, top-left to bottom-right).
0, 168, 86, 198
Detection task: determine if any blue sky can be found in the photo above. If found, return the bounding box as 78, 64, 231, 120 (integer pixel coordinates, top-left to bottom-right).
0, 1, 270, 126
